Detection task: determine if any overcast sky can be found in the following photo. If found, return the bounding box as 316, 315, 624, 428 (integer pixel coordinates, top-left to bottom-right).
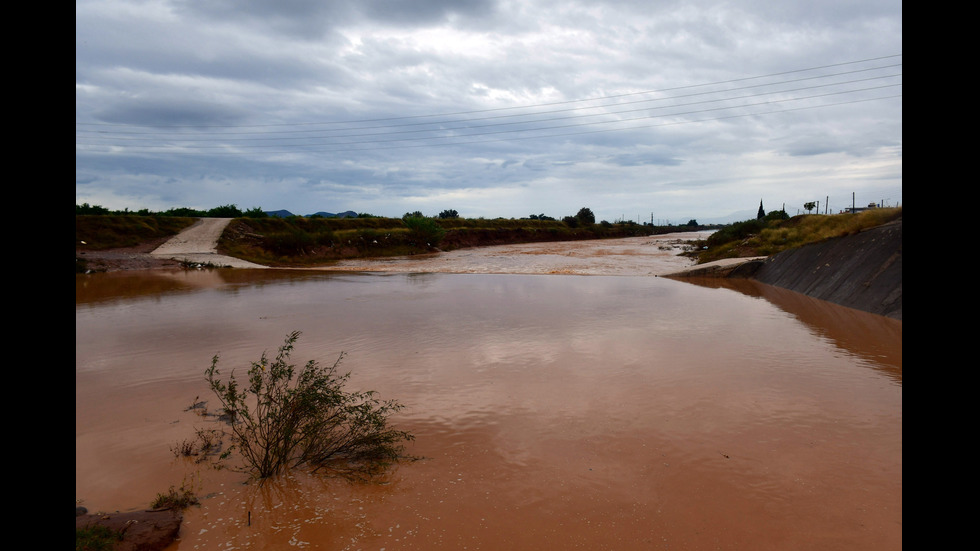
76, 0, 902, 223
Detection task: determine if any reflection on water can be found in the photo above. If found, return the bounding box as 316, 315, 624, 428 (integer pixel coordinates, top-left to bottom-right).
682, 277, 903, 379
76, 269, 901, 550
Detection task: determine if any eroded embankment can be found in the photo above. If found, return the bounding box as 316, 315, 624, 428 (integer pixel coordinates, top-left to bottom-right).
748, 217, 902, 320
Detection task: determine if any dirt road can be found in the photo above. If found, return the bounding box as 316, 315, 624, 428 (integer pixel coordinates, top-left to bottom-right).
149, 218, 267, 268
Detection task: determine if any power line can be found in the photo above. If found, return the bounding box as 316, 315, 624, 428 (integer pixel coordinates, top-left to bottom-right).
76, 54, 901, 130
77, 67, 901, 141
75, 54, 901, 154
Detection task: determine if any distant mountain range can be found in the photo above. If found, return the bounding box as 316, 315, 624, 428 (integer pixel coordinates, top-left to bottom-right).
264, 210, 358, 218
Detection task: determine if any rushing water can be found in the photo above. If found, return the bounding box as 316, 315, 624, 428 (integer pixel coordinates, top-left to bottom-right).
76, 251, 901, 550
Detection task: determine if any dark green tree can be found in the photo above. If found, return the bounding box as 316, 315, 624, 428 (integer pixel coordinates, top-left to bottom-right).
764, 210, 789, 222
757, 200, 765, 220
402, 215, 446, 247
208, 204, 244, 218
76, 203, 111, 215
438, 209, 459, 219
575, 207, 595, 225
164, 207, 207, 217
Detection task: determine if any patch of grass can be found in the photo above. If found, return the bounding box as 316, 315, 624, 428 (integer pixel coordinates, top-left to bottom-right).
178, 259, 232, 269
75, 524, 122, 551
150, 484, 200, 510
171, 428, 225, 461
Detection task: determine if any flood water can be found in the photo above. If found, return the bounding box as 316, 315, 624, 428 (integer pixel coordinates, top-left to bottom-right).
76, 237, 901, 550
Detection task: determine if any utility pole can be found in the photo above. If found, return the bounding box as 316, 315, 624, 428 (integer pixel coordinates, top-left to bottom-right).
825, 196, 829, 215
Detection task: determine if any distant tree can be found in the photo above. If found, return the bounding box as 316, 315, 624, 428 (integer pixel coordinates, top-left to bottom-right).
76, 203, 110, 215
243, 207, 268, 218
402, 211, 425, 220
164, 207, 207, 217
438, 209, 459, 219
803, 202, 816, 214
208, 204, 243, 218
402, 215, 445, 247
575, 207, 595, 225
562, 216, 579, 228
686, 219, 699, 227
764, 210, 789, 222
757, 200, 765, 220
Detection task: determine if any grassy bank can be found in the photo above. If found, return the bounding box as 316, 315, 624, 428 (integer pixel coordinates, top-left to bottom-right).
689, 207, 903, 264
76, 208, 902, 269
75, 215, 197, 250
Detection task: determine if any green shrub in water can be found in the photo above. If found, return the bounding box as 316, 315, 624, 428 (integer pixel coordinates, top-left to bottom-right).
205, 331, 415, 480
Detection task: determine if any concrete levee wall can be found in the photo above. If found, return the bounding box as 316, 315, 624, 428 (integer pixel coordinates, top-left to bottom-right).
750, 217, 902, 320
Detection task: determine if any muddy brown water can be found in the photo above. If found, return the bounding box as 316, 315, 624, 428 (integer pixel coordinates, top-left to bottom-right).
76, 235, 901, 550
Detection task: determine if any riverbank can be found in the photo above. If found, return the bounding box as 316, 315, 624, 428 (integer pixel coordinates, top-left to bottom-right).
664, 217, 902, 320
77, 214, 902, 320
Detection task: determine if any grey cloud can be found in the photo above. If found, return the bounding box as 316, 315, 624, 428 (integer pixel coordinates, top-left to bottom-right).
93, 98, 250, 126
76, 0, 902, 220
359, 0, 498, 25
606, 152, 682, 167
173, 0, 499, 38
173, 0, 356, 39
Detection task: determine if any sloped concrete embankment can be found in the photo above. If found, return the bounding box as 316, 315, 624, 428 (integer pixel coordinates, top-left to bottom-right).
747, 218, 902, 320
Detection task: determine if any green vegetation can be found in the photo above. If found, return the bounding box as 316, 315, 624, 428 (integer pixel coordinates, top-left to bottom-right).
76, 202, 268, 218
76, 215, 197, 250
76, 524, 123, 551
203, 331, 415, 480
76, 200, 902, 270
691, 207, 902, 264
150, 484, 200, 510
402, 215, 446, 246
217, 211, 698, 267
75, 202, 709, 268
